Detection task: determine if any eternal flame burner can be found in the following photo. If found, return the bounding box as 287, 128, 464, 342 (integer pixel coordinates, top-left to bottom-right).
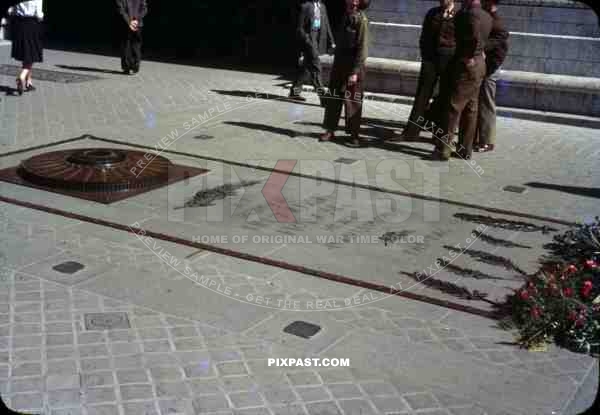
0, 146, 209, 204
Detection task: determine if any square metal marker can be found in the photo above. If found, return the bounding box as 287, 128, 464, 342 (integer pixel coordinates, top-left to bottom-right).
52, 261, 85, 274
85, 312, 131, 330
283, 321, 321, 339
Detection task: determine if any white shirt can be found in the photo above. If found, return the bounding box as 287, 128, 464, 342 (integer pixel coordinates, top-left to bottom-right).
9, 1, 44, 20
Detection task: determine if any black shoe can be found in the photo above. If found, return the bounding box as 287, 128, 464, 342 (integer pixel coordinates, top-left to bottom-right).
25, 84, 36, 92
123, 69, 131, 75
15, 78, 24, 96
431, 150, 450, 161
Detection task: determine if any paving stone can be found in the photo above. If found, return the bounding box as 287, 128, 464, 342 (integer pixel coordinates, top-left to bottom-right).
86, 405, 120, 415
191, 393, 230, 412
13, 347, 42, 362
77, 332, 105, 344
221, 375, 258, 392
48, 388, 83, 408
228, 391, 264, 408
271, 405, 308, 415
337, 399, 378, 415
144, 353, 180, 368
306, 401, 343, 415
287, 371, 322, 386
81, 371, 114, 388
150, 366, 183, 382
327, 383, 364, 399
81, 358, 111, 373
110, 342, 141, 355
121, 401, 159, 415
188, 378, 221, 395
234, 408, 271, 415
319, 369, 355, 384
47, 374, 81, 390
10, 392, 44, 410
13, 335, 43, 349
359, 381, 398, 397
47, 333, 75, 347
85, 387, 116, 404
184, 361, 215, 378
372, 395, 410, 413
47, 359, 78, 375
114, 354, 144, 369
169, 326, 199, 338
210, 349, 243, 362
107, 330, 137, 342
295, 386, 331, 402
403, 393, 440, 411
217, 361, 248, 376
51, 408, 84, 415
10, 376, 44, 393
11, 362, 42, 377
116, 369, 150, 384
174, 337, 205, 351
120, 384, 155, 401
138, 328, 168, 340
155, 380, 191, 398
143, 340, 172, 353
262, 386, 297, 404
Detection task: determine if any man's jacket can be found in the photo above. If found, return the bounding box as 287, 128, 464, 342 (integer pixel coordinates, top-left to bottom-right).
116, 0, 148, 26
296, 0, 335, 54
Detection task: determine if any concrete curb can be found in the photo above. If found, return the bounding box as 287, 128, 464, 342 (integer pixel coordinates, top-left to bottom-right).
319, 55, 600, 117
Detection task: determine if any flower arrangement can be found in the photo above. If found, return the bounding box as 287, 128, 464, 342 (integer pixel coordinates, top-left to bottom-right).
504, 218, 600, 355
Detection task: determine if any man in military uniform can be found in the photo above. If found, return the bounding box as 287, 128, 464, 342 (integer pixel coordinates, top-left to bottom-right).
319, 0, 370, 147
432, 0, 492, 161
474, 0, 509, 153
397, 0, 456, 141
289, 0, 335, 102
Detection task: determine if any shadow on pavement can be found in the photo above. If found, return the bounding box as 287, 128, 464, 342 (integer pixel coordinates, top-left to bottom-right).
211, 89, 321, 108
55, 65, 125, 75
525, 182, 600, 199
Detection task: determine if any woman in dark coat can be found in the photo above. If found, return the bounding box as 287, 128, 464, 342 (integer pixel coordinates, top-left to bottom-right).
320, 0, 370, 147
8, 0, 43, 95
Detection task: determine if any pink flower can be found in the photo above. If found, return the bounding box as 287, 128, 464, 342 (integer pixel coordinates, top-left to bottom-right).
582, 281, 593, 298
568, 310, 578, 321
519, 290, 530, 301
567, 264, 578, 273
584, 260, 597, 269
563, 287, 574, 297
530, 307, 541, 319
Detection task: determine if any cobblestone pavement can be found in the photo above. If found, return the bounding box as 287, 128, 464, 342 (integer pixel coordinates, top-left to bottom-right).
0, 50, 599, 414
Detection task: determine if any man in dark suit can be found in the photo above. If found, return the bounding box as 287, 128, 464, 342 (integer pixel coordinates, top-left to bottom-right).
116, 0, 147, 75
289, 0, 335, 102
432, 0, 492, 161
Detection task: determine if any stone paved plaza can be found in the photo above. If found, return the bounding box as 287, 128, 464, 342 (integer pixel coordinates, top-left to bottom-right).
0, 50, 599, 414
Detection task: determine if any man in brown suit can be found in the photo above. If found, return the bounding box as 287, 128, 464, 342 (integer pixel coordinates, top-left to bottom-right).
474, 0, 509, 152
432, 0, 492, 161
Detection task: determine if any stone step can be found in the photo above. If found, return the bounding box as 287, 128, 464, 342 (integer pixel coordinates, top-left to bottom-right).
369, 22, 600, 77
318, 55, 600, 117
368, 0, 600, 37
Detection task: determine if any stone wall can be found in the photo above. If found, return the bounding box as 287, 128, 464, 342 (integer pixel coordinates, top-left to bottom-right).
366, 0, 600, 77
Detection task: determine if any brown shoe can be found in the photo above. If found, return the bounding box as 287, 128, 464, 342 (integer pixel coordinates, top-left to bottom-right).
319, 131, 335, 142
347, 135, 364, 148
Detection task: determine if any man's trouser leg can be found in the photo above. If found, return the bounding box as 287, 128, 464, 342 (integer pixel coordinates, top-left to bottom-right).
344, 68, 365, 135
323, 70, 345, 132
405, 60, 437, 136
456, 58, 486, 158
438, 57, 485, 159
130, 29, 142, 72
476, 73, 498, 147
120, 26, 132, 71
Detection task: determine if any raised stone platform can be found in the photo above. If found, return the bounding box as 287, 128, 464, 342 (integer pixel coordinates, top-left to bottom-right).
320, 56, 600, 117
0, 40, 10, 65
